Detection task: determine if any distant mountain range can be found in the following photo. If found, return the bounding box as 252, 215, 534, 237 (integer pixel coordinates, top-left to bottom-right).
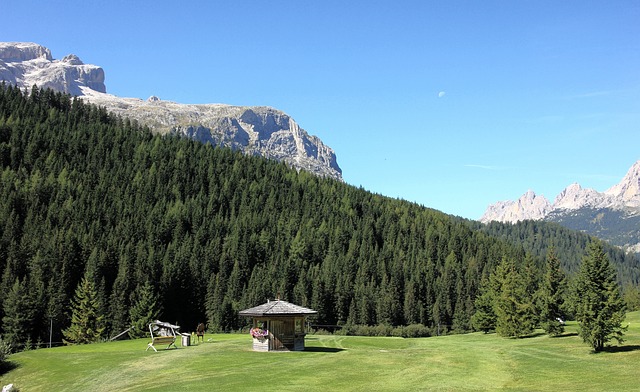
481, 160, 640, 253
0, 42, 342, 180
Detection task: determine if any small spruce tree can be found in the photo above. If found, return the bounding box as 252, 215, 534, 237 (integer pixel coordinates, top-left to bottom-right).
62, 276, 105, 345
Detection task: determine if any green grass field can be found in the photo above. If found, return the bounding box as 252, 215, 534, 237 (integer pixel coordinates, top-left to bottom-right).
2, 312, 639, 391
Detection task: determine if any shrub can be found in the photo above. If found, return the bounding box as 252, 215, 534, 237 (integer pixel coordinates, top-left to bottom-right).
401, 324, 432, 338
334, 323, 432, 338
0, 336, 12, 362
372, 324, 393, 337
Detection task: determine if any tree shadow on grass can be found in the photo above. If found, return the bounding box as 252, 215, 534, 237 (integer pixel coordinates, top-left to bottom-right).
519, 332, 547, 339
302, 347, 345, 353
0, 360, 18, 376
600, 345, 640, 354
551, 332, 579, 338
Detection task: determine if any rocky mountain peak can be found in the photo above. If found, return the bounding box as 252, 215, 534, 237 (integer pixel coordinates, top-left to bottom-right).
0, 42, 52, 62
553, 182, 612, 210
481, 159, 640, 223
0, 42, 105, 95
480, 190, 552, 223
605, 160, 640, 207
62, 54, 84, 65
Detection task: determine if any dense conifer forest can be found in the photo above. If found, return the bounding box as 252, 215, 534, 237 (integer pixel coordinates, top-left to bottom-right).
473, 220, 640, 283
0, 84, 638, 349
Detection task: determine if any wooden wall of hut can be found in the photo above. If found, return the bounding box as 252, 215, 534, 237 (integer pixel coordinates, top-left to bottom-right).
251, 317, 308, 352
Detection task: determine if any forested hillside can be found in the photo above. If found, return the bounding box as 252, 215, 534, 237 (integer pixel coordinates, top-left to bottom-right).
472, 220, 640, 284
0, 85, 636, 350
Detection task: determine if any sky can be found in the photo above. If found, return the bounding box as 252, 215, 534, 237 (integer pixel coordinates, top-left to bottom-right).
2, 1, 639, 219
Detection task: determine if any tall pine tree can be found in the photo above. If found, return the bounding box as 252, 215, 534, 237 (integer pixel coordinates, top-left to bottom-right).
538, 248, 567, 336
471, 276, 496, 333
2, 278, 36, 349
494, 257, 535, 338
128, 281, 161, 339
572, 242, 626, 352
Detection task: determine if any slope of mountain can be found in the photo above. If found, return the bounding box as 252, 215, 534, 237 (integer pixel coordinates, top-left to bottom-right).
0, 82, 528, 335
2, 80, 639, 345
470, 218, 640, 282
481, 160, 640, 253
0, 42, 342, 180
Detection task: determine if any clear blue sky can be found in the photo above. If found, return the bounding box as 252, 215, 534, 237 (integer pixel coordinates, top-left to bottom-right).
2, 1, 639, 219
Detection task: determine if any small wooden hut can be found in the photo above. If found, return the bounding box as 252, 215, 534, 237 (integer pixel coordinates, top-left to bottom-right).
239, 299, 317, 351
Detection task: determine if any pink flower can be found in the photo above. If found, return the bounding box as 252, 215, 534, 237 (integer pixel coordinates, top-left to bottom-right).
250, 327, 269, 338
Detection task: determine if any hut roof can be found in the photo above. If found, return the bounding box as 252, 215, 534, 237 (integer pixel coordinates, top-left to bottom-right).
238, 299, 318, 317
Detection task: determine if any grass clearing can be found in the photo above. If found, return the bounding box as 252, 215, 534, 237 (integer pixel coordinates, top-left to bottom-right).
2, 312, 639, 391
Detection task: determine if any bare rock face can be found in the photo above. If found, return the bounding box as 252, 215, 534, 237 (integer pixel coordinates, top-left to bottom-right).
0, 42, 342, 181
553, 183, 614, 210
480, 190, 552, 223
80, 91, 342, 180
0, 42, 106, 95
605, 160, 640, 208
0, 42, 52, 62
62, 54, 84, 65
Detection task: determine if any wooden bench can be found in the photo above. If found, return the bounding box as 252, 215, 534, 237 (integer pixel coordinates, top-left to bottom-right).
146, 335, 177, 352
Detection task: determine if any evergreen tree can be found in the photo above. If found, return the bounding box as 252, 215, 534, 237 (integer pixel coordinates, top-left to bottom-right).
622, 284, 640, 312
128, 281, 161, 339
109, 247, 135, 334
521, 253, 541, 328
572, 242, 626, 352
494, 257, 535, 338
471, 276, 496, 333
537, 248, 567, 336
62, 276, 105, 344
2, 278, 36, 349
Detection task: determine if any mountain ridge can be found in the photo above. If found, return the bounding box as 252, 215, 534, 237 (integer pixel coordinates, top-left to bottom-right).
481, 160, 640, 252
0, 42, 342, 180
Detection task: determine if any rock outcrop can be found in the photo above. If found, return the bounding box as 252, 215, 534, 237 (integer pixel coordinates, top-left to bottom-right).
605, 160, 640, 208
480, 190, 552, 223
0, 42, 52, 62
552, 183, 614, 211
82, 91, 342, 180
0, 42, 106, 95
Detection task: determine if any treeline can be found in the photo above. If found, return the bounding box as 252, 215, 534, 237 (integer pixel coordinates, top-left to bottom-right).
0, 84, 636, 351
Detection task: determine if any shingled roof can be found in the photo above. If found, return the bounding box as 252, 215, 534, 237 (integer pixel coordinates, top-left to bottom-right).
238, 299, 317, 317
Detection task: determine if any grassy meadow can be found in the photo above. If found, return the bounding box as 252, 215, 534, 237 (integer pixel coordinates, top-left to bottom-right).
1, 312, 639, 391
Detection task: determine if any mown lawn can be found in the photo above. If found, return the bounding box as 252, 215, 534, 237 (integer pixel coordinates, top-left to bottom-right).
1, 312, 639, 391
